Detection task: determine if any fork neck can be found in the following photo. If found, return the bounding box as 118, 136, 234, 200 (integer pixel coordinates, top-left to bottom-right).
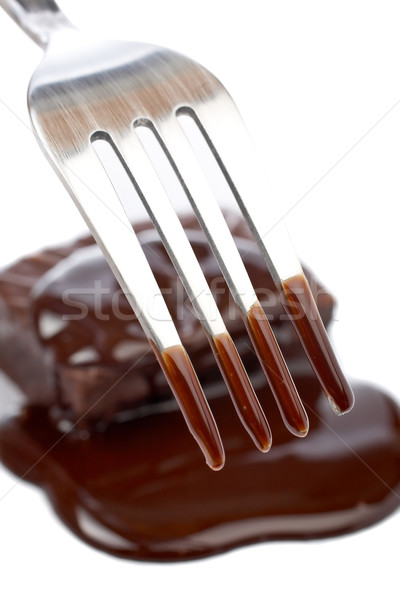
0, 0, 75, 49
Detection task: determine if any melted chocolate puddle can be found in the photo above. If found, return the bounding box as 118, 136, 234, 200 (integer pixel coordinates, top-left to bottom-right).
1, 220, 399, 561
1, 375, 399, 562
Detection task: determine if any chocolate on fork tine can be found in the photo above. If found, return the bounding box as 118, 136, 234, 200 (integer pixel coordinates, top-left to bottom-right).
46, 145, 227, 471
115, 125, 308, 438
0, 0, 276, 465
106, 133, 276, 451
0, 0, 353, 466
192, 99, 355, 414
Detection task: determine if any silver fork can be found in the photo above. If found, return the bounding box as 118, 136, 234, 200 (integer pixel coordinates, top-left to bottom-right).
0, 0, 354, 469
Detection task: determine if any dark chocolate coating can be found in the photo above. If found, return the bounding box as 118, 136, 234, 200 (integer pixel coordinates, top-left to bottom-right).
0, 215, 399, 561
28, 215, 334, 425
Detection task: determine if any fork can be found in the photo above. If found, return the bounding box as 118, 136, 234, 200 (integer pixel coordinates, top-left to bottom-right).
0, 0, 354, 469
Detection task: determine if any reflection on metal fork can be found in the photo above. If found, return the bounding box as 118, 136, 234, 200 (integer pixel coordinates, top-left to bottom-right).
0, 0, 354, 469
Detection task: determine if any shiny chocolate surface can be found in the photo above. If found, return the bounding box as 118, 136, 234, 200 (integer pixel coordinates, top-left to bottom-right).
0, 217, 399, 561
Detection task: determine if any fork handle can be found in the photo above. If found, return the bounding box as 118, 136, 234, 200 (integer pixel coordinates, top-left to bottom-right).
0, 0, 74, 48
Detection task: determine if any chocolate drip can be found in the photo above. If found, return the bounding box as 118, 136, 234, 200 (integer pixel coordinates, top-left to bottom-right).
213, 332, 272, 452
152, 343, 225, 470
246, 301, 308, 437
0, 214, 398, 562
282, 274, 355, 414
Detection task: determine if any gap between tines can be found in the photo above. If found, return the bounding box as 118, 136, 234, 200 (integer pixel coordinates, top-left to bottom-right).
134, 120, 194, 216
91, 134, 149, 225
176, 110, 237, 212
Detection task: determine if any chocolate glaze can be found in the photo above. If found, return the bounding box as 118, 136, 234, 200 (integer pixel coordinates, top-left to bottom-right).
0, 215, 399, 561
213, 331, 272, 452
282, 274, 355, 414
0, 376, 399, 562
152, 342, 225, 470
25, 219, 335, 428
246, 301, 308, 437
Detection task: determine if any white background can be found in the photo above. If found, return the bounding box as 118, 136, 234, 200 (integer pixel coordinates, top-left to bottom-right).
0, 0, 399, 598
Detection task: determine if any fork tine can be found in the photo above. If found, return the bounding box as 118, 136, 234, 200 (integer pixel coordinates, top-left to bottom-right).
190, 96, 303, 283
131, 118, 309, 437
107, 129, 273, 451
191, 96, 354, 414
43, 143, 225, 469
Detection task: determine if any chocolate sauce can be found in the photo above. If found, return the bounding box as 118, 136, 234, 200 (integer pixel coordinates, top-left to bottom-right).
0, 216, 398, 562
152, 343, 224, 470
282, 273, 355, 415
0, 376, 399, 562
213, 332, 271, 452
246, 301, 308, 437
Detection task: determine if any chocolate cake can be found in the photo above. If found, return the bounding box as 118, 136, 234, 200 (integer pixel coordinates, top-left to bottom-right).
0, 214, 399, 562
0, 212, 333, 427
